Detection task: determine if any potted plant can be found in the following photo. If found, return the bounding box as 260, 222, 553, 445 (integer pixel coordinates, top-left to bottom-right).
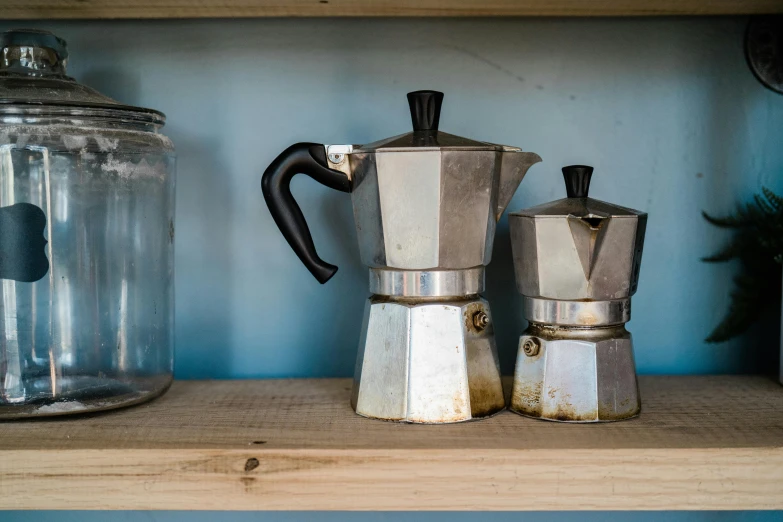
704, 187, 783, 382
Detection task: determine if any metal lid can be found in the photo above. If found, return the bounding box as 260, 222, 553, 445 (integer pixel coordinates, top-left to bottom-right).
0, 29, 165, 125
355, 90, 514, 152
512, 165, 645, 218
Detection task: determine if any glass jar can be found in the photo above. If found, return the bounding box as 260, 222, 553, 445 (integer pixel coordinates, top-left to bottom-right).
0, 29, 175, 417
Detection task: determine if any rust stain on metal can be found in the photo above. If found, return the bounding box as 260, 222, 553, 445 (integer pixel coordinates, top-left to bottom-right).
468, 375, 505, 418
554, 398, 593, 421
576, 312, 598, 326
550, 402, 594, 422
371, 295, 453, 306
510, 380, 542, 417
597, 397, 640, 421
527, 322, 628, 341
408, 404, 467, 424
452, 392, 467, 417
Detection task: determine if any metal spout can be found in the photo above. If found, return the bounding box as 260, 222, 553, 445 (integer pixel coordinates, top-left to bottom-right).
495, 150, 542, 221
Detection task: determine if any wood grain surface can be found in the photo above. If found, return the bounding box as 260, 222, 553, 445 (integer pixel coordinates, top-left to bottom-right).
3, 0, 783, 19
1, 376, 782, 510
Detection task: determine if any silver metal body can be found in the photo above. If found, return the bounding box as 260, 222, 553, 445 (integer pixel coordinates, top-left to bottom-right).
326, 142, 541, 270
523, 296, 630, 326
510, 198, 646, 300
323, 124, 540, 423
351, 268, 505, 423
509, 189, 646, 423
512, 323, 639, 422
368, 267, 484, 297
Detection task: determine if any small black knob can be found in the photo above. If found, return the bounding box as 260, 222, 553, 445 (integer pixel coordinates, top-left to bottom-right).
407, 90, 444, 132
562, 165, 594, 198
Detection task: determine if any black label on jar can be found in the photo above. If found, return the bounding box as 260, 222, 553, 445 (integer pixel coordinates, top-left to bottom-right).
0, 202, 49, 283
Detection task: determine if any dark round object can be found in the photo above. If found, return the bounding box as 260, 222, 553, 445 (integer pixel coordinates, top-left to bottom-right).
745, 16, 783, 95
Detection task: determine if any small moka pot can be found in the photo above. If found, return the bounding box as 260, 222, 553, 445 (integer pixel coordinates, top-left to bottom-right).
508, 165, 647, 422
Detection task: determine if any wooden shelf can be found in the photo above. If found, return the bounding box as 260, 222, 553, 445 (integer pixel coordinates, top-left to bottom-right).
3, 0, 783, 19
1, 375, 783, 510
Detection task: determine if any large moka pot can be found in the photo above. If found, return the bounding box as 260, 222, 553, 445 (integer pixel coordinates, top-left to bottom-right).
509, 165, 646, 422
0, 30, 176, 417
263, 90, 541, 423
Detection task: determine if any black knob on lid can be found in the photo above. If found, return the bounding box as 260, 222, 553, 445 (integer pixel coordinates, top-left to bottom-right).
407, 90, 444, 132
562, 165, 594, 198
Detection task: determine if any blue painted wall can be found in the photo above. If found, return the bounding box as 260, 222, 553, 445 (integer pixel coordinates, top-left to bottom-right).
3, 17, 780, 379
2, 16, 782, 522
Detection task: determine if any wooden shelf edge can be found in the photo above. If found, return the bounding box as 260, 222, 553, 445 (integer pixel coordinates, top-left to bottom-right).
3, 447, 783, 510
3, 1, 783, 19
2, 375, 783, 510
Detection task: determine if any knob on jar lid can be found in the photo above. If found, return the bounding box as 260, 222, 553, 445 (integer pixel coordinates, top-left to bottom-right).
1, 28, 68, 60
0, 28, 165, 125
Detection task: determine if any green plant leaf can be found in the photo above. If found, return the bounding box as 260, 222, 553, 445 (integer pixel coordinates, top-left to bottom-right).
705, 272, 770, 343
762, 187, 783, 211
701, 240, 745, 263
701, 210, 751, 228
703, 185, 783, 343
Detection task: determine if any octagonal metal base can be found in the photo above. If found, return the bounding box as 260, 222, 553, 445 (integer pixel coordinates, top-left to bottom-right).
510, 324, 640, 422
350, 296, 505, 423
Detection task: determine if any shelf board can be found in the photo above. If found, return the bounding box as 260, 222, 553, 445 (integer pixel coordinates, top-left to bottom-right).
1, 375, 783, 511
3, 0, 783, 19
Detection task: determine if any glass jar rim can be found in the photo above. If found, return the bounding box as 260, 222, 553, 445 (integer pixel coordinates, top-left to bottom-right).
0, 101, 166, 126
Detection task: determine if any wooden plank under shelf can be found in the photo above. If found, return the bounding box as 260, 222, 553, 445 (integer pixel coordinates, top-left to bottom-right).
1, 375, 782, 510
3, 0, 783, 19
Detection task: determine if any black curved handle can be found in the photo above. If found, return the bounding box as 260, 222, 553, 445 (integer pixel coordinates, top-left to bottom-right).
262, 143, 351, 284
562, 165, 594, 198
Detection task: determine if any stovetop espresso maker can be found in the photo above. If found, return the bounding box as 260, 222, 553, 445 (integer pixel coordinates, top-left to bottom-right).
263, 90, 541, 423
508, 165, 647, 422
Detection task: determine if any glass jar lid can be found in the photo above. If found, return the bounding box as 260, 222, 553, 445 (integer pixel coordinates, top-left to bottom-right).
0, 29, 165, 125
